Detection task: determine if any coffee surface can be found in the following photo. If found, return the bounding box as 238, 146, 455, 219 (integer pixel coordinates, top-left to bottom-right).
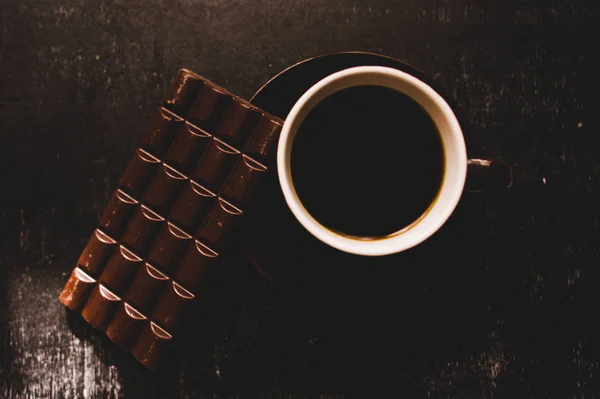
291, 85, 445, 237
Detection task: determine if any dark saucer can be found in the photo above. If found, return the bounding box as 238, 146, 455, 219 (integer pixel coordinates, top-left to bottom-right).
242, 52, 482, 296
250, 52, 425, 118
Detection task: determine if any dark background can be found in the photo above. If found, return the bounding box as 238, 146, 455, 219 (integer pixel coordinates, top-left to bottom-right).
1, 0, 599, 397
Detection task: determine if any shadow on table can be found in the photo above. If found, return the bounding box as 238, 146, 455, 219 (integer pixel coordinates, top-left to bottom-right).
63, 188, 491, 397
235, 184, 493, 396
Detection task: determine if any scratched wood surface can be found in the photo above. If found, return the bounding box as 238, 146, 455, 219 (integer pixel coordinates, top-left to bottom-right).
1, 0, 599, 397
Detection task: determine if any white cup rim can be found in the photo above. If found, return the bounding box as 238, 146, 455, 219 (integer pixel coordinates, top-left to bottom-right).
277, 66, 467, 256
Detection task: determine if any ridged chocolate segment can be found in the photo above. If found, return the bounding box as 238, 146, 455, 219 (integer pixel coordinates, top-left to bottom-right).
119, 149, 160, 199
131, 322, 173, 370
106, 303, 147, 350
120, 206, 164, 256
124, 263, 169, 315
59, 268, 96, 311
164, 69, 205, 116
220, 155, 267, 207
99, 190, 138, 239
77, 229, 117, 277
142, 164, 187, 215
173, 240, 218, 292
186, 83, 232, 131
196, 199, 243, 251
99, 246, 144, 296
152, 282, 195, 331
191, 138, 240, 192
141, 108, 184, 157
168, 181, 216, 233
163, 123, 211, 174
214, 101, 262, 146
243, 114, 282, 161
147, 223, 193, 273
81, 284, 121, 330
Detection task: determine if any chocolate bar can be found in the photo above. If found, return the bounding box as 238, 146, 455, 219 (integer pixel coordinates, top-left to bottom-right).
59, 69, 282, 369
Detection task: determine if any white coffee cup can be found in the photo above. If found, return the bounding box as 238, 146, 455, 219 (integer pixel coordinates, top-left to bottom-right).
277, 66, 510, 256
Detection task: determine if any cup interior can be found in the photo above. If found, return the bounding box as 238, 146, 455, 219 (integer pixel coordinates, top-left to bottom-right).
277, 66, 467, 256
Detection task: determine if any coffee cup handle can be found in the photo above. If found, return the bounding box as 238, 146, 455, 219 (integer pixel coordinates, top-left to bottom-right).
466, 159, 513, 192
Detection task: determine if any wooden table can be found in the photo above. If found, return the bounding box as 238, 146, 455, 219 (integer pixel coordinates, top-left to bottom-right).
1, 0, 598, 397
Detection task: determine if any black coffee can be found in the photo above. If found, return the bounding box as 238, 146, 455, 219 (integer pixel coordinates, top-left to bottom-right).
291, 85, 444, 237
